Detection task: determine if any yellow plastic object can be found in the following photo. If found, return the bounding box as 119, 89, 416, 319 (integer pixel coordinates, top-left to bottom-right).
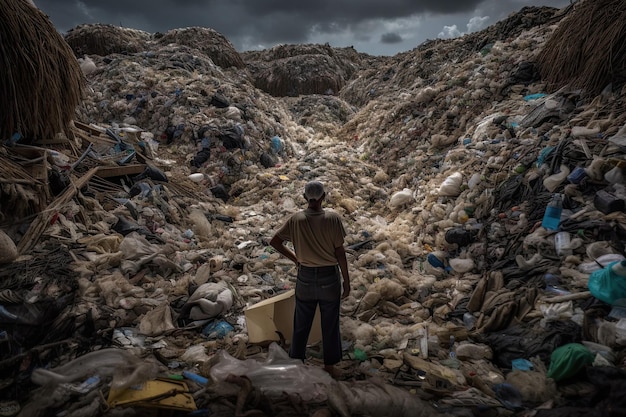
107, 378, 197, 411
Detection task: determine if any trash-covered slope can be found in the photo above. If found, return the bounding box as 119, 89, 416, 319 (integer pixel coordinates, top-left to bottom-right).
2, 3, 626, 416
242, 43, 367, 97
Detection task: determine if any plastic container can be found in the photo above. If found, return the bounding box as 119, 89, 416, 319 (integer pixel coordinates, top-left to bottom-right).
419, 326, 429, 359
182, 371, 208, 385
449, 335, 456, 359
554, 231, 572, 256
463, 312, 477, 330
468, 173, 481, 189
426, 253, 445, 269
594, 190, 625, 214
567, 166, 587, 184
541, 194, 563, 230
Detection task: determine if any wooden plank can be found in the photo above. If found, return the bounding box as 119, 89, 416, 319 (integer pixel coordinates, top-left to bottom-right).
74, 121, 105, 136
96, 164, 146, 178
74, 129, 117, 146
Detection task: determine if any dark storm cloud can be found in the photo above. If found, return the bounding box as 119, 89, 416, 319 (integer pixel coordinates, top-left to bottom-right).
33, 0, 569, 55
35, 0, 480, 42
236, 0, 484, 19
34, 0, 483, 42
381, 33, 403, 45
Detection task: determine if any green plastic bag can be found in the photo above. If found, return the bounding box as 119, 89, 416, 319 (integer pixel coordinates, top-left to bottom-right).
547, 343, 594, 382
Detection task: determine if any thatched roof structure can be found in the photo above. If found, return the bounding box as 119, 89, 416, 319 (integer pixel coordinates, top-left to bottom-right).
537, 0, 626, 96
0, 0, 84, 141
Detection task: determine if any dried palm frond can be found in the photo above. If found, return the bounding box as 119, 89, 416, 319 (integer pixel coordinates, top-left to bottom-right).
537, 0, 626, 97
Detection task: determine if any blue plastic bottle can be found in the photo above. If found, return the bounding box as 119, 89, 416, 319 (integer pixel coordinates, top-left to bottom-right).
542, 193, 562, 230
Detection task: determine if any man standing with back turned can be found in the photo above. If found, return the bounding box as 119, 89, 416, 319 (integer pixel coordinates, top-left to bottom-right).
270, 180, 351, 377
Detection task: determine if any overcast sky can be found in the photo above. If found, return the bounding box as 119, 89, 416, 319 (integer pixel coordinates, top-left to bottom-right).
33, 0, 570, 56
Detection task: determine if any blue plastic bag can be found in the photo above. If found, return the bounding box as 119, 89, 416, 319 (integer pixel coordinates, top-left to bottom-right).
202, 320, 234, 339
587, 261, 626, 306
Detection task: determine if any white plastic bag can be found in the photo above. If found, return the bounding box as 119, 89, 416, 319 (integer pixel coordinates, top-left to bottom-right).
389, 188, 413, 208
439, 172, 463, 197
209, 342, 332, 401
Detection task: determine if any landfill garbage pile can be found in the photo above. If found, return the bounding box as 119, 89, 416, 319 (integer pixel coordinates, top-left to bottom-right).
242, 43, 362, 97
2, 2, 626, 416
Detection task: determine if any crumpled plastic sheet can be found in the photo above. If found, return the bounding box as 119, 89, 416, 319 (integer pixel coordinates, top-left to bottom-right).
119, 232, 171, 275
31, 348, 158, 390
181, 281, 233, 320
138, 303, 176, 336
327, 377, 450, 417
209, 342, 332, 402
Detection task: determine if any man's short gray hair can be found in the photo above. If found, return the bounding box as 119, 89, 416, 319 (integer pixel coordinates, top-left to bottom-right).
304, 181, 325, 201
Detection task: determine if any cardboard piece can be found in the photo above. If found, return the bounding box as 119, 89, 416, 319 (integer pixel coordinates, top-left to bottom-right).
244, 289, 321, 344
107, 378, 196, 411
